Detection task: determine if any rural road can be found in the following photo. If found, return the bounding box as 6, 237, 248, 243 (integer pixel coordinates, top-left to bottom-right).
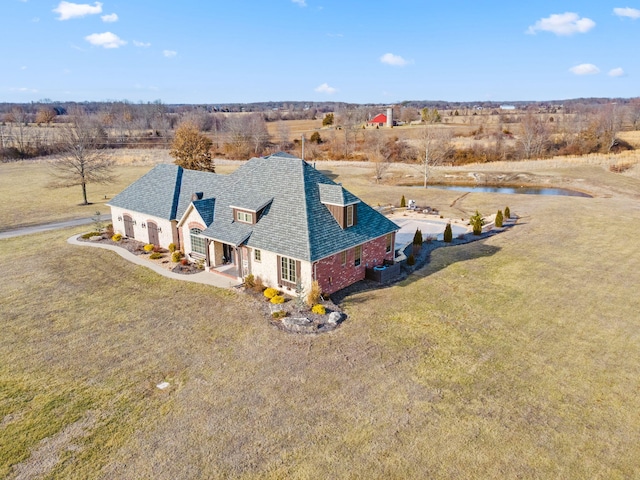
0, 214, 111, 240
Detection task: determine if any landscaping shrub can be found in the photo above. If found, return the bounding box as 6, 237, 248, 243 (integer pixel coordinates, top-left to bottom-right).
105, 224, 114, 236
168, 243, 177, 253
149, 252, 163, 260
270, 295, 285, 304
400, 195, 406, 208
495, 210, 504, 228
171, 251, 183, 263
81, 231, 102, 239
111, 233, 122, 242
263, 287, 279, 299
407, 254, 415, 266
470, 210, 484, 235
312, 304, 326, 315
413, 228, 423, 245
443, 223, 453, 243
253, 276, 265, 293
143, 244, 154, 252
505, 206, 511, 219
180, 258, 189, 266
271, 310, 287, 319
307, 280, 322, 307
244, 274, 255, 289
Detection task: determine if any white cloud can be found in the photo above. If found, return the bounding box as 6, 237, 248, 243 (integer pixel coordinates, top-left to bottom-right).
609, 67, 625, 77
85, 32, 126, 49
133, 40, 151, 47
570, 63, 600, 75
53, 1, 102, 20
527, 12, 595, 36
380, 53, 410, 66
163, 50, 177, 58
614, 7, 640, 19
11, 87, 38, 93
101, 13, 118, 22
315, 83, 337, 94
292, 0, 307, 6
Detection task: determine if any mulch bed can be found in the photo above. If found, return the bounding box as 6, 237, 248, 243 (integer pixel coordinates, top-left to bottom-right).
77, 233, 201, 274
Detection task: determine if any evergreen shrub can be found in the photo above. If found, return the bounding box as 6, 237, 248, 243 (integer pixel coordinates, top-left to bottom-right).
312, 304, 326, 315
264, 287, 279, 299
443, 223, 453, 243
270, 295, 285, 304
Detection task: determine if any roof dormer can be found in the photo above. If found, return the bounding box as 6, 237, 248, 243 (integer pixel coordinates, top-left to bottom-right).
229, 195, 273, 225
318, 183, 360, 229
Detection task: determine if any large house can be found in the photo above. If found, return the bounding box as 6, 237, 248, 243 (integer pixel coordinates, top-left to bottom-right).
107, 153, 399, 294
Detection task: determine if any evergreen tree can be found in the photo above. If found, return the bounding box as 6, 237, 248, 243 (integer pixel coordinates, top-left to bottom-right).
495, 210, 504, 227
413, 228, 423, 245
400, 195, 406, 208
443, 222, 453, 242
504, 206, 511, 219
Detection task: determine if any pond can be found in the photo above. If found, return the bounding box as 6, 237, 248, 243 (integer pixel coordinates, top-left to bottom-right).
426, 185, 592, 197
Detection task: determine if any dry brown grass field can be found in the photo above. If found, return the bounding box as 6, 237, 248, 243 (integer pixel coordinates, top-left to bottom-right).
1, 156, 640, 478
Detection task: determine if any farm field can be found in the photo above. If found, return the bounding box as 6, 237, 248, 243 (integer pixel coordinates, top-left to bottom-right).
1, 157, 640, 478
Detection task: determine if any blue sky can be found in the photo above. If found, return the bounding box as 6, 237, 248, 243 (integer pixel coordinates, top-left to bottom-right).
2, 1, 638, 104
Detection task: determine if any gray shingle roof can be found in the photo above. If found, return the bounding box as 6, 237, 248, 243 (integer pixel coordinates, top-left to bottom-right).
318, 183, 359, 206
109, 154, 399, 262
192, 198, 215, 227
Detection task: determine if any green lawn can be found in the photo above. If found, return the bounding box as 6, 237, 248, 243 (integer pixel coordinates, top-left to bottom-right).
1, 160, 640, 478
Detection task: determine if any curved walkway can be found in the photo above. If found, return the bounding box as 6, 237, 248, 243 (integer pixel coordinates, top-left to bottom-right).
67, 235, 241, 289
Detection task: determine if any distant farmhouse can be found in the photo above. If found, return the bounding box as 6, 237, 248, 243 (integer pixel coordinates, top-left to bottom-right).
367, 108, 396, 127
108, 153, 399, 294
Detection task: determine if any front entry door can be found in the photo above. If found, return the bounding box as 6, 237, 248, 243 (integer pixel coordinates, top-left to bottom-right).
223, 244, 234, 264
148, 221, 159, 245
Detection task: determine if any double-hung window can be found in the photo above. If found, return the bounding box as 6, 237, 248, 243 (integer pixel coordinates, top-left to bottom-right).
346, 205, 354, 227
281, 256, 297, 283
354, 245, 362, 267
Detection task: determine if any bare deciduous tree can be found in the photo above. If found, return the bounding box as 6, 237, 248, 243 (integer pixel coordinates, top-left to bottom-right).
49, 113, 116, 205
365, 131, 392, 183
223, 114, 270, 159
517, 112, 548, 159
417, 126, 453, 188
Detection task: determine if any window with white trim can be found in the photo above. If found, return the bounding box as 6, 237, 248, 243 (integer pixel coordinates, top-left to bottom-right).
346, 205, 354, 227
254, 249, 261, 262
341, 250, 347, 266
354, 245, 362, 267
236, 210, 252, 223
281, 256, 297, 283
190, 228, 206, 255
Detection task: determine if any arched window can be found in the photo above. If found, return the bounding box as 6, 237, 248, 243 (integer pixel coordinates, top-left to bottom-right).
190, 228, 206, 255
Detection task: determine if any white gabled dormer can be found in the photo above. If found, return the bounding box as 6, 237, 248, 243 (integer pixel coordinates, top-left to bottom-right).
318, 183, 361, 229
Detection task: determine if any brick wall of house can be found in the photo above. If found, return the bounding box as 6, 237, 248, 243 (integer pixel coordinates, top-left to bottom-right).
314, 234, 394, 294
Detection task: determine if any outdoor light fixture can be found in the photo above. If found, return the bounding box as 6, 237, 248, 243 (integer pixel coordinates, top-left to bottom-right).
158, 227, 162, 233
117, 216, 122, 221
141, 223, 146, 229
